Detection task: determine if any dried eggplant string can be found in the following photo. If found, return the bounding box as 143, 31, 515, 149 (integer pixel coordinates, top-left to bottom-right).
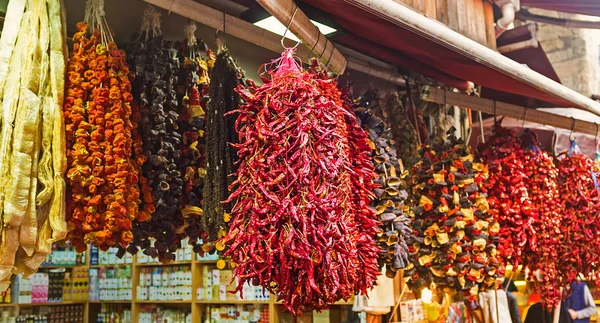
354, 91, 411, 278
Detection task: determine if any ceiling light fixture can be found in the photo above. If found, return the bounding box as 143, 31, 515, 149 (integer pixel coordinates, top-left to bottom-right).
253, 16, 337, 43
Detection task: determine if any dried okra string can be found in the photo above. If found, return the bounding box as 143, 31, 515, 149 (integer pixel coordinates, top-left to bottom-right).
204, 50, 241, 245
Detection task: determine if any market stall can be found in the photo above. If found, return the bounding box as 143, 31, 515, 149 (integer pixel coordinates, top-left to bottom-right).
2, 0, 600, 322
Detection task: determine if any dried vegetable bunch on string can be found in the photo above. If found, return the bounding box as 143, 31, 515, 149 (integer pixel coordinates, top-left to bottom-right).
64, 0, 141, 251
555, 141, 600, 286
222, 49, 379, 314
354, 91, 411, 278
478, 122, 562, 309
0, 0, 68, 290
203, 43, 242, 246
405, 130, 501, 302
382, 93, 419, 168
403, 85, 429, 145
124, 7, 186, 262
178, 22, 215, 255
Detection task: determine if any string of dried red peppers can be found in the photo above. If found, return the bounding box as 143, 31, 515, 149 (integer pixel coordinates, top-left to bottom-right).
64, 23, 141, 251
478, 122, 562, 309
555, 143, 600, 285
222, 49, 378, 314
405, 130, 501, 301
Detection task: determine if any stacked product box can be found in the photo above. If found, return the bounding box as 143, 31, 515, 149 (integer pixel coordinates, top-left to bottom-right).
31, 273, 49, 303
197, 268, 269, 302
136, 266, 192, 301
71, 266, 89, 302
89, 266, 133, 301
48, 271, 66, 302
41, 243, 85, 267
90, 246, 134, 266
138, 307, 191, 323
208, 305, 269, 323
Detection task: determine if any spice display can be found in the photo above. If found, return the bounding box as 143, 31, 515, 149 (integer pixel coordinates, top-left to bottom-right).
381, 93, 419, 168
64, 1, 140, 251
203, 49, 241, 243
222, 49, 378, 314
0, 0, 68, 290
405, 130, 501, 301
354, 91, 411, 278
478, 123, 562, 308
555, 142, 600, 285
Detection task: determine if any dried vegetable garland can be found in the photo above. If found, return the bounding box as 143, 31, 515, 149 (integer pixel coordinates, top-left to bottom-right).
555, 143, 600, 285
354, 91, 411, 278
478, 123, 562, 308
0, 0, 68, 290
405, 131, 501, 301
222, 49, 378, 314
382, 93, 419, 168
178, 31, 215, 254
64, 1, 140, 251
125, 31, 186, 261
204, 49, 241, 244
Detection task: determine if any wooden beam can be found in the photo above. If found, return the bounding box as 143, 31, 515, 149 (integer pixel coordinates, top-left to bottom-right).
144, 0, 404, 82
255, 0, 347, 75
421, 86, 600, 136
143, 0, 312, 61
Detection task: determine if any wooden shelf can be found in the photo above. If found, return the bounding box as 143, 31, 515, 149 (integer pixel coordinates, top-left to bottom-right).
195, 259, 219, 264
0, 303, 18, 307
196, 300, 270, 304
136, 261, 192, 267
135, 300, 192, 304
18, 301, 87, 307
38, 265, 80, 269
89, 300, 132, 304
89, 264, 132, 268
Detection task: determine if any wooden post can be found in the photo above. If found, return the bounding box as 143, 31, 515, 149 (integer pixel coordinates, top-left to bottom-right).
255, 0, 347, 74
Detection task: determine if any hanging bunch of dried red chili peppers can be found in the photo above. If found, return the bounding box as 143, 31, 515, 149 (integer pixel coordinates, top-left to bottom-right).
64, 5, 141, 251
354, 91, 412, 278
405, 130, 501, 302
478, 122, 562, 309
555, 142, 600, 285
222, 49, 379, 314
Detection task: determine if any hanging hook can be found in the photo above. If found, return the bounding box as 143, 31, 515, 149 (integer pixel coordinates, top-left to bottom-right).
521, 107, 528, 129
281, 5, 301, 49
570, 117, 576, 141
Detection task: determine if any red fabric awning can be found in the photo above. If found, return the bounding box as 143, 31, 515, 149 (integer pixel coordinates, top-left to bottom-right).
300, 0, 574, 107
520, 0, 600, 17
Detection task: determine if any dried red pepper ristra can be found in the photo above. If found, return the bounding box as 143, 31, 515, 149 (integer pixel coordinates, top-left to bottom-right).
354, 91, 412, 278
555, 142, 600, 286
406, 129, 501, 303
478, 122, 562, 309
222, 49, 378, 314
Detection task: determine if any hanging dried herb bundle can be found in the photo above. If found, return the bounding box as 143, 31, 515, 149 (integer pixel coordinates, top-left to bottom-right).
203, 50, 241, 244
222, 49, 379, 314
405, 130, 501, 301
354, 91, 412, 278
382, 94, 419, 168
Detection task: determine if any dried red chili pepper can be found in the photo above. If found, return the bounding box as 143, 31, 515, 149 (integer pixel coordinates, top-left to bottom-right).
222, 49, 378, 314
478, 122, 562, 309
